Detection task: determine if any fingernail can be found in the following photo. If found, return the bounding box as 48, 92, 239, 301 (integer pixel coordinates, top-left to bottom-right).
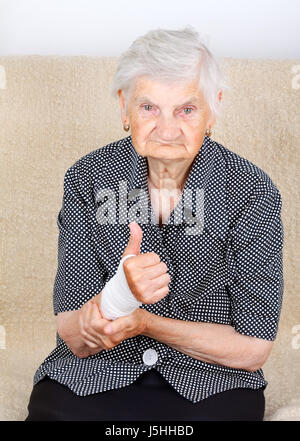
105, 325, 112, 334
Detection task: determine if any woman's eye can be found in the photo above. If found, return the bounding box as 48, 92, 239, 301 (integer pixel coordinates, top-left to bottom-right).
183, 107, 193, 114
140, 105, 193, 114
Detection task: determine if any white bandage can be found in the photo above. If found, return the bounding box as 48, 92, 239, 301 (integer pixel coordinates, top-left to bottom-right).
100, 254, 143, 320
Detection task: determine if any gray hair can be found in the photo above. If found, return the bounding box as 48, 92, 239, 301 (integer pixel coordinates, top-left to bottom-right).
110, 25, 229, 119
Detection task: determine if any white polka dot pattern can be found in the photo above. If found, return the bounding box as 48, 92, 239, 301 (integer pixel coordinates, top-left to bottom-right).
32, 135, 284, 403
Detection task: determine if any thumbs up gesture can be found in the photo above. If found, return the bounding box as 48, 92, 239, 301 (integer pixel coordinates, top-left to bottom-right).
122, 222, 171, 304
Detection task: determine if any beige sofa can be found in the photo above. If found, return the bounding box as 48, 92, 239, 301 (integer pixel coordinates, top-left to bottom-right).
0, 55, 299, 421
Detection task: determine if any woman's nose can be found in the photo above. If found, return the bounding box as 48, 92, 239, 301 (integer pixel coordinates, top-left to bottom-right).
155, 115, 181, 142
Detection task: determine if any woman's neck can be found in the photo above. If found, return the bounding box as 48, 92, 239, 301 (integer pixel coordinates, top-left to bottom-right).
147, 156, 194, 192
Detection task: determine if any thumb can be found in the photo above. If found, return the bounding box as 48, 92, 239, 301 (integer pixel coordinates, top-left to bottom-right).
122, 221, 143, 257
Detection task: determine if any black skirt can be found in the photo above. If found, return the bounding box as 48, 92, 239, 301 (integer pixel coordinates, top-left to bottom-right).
25, 369, 265, 421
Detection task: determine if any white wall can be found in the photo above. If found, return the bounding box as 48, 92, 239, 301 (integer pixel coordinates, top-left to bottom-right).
0, 0, 299, 59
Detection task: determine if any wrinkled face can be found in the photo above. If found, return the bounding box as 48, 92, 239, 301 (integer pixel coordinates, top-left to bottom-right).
118, 75, 217, 160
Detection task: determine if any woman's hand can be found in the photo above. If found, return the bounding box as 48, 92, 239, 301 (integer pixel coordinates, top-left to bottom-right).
74, 297, 113, 358
101, 305, 149, 345
122, 222, 171, 304
62, 293, 149, 358
60, 296, 111, 359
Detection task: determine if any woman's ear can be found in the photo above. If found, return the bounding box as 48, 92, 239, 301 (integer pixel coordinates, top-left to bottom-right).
207, 90, 223, 129
118, 90, 127, 122
207, 112, 216, 130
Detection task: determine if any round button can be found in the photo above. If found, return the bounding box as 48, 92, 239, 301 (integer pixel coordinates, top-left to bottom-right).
142, 348, 158, 366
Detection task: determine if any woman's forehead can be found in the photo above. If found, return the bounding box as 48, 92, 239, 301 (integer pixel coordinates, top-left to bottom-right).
131, 76, 204, 104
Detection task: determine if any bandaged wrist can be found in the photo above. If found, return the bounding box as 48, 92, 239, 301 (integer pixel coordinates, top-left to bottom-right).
100, 254, 143, 320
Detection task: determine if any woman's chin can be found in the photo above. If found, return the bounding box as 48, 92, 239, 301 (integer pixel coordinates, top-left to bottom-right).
148, 144, 188, 159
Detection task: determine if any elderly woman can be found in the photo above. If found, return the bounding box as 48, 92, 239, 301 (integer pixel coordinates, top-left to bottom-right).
25, 26, 284, 421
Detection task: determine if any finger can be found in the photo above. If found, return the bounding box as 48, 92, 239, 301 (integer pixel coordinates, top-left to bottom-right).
103, 316, 129, 335
82, 301, 103, 344
90, 306, 118, 347
90, 298, 103, 320
92, 295, 104, 319
80, 302, 116, 350
122, 222, 143, 257
142, 261, 169, 280
83, 301, 109, 342
149, 285, 170, 303
150, 272, 171, 291
122, 253, 161, 273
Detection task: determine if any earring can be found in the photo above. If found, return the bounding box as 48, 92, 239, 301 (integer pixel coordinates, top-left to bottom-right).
205, 128, 212, 137
123, 123, 130, 132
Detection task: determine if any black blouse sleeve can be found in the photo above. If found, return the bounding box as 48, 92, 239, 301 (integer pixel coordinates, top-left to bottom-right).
53, 165, 107, 315
227, 183, 284, 341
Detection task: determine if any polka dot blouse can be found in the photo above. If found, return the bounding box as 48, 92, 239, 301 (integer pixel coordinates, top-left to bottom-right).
33, 135, 284, 403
